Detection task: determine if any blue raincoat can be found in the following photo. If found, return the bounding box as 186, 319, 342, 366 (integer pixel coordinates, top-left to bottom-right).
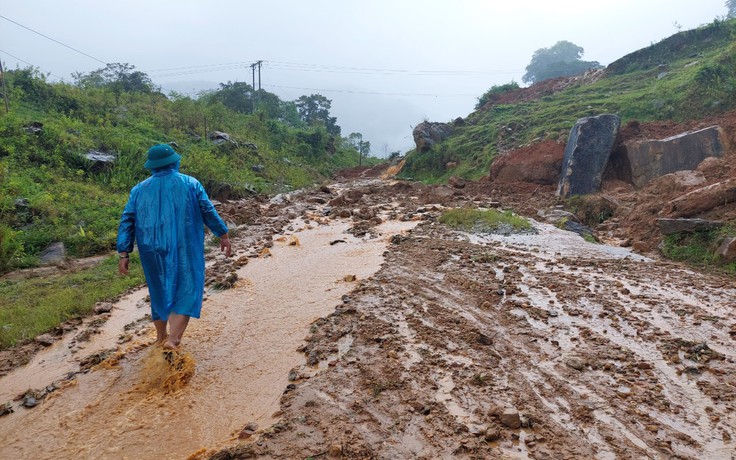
116, 162, 228, 321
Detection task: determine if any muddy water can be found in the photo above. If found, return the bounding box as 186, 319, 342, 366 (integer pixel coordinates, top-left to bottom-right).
0, 217, 418, 459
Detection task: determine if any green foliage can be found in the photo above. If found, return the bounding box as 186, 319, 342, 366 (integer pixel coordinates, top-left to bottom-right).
475, 82, 520, 109
522, 41, 602, 84
729, 0, 736, 18
661, 225, 736, 272
0, 255, 145, 348
295, 94, 340, 135
439, 208, 531, 232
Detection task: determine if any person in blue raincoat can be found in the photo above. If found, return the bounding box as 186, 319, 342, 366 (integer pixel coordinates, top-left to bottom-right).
117, 144, 231, 350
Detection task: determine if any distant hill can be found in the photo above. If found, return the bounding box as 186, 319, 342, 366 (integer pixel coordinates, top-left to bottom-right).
400, 18, 736, 182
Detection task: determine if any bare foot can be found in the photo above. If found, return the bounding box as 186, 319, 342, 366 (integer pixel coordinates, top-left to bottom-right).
155, 334, 169, 346
163, 339, 179, 350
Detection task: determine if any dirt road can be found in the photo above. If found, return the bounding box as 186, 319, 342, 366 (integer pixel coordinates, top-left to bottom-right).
1, 179, 735, 459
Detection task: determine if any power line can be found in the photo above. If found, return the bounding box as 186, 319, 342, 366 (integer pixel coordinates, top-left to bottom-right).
0, 49, 67, 80
0, 13, 107, 65
265, 83, 477, 98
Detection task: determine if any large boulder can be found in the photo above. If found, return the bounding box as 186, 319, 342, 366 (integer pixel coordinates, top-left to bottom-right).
491, 141, 564, 185
412, 121, 453, 153
623, 126, 725, 188
84, 150, 116, 172
557, 114, 621, 197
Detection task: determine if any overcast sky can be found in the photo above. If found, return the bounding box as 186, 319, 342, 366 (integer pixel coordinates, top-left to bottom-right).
0, 1, 729, 155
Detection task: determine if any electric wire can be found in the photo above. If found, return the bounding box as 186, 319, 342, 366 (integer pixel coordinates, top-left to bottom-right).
0, 14, 108, 65
0, 48, 67, 81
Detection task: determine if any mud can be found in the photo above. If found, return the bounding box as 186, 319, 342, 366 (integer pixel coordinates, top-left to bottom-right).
1, 178, 736, 459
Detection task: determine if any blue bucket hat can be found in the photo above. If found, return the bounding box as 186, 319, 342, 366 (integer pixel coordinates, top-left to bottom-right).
144, 144, 181, 169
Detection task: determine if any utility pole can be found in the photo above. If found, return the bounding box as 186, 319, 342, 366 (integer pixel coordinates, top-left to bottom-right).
0, 60, 9, 114
250, 60, 263, 111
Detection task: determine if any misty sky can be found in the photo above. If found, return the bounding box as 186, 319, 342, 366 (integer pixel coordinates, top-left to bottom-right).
0, 0, 730, 155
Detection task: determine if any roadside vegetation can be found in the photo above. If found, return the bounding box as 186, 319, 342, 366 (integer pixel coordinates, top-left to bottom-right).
661, 226, 736, 273
0, 65, 378, 274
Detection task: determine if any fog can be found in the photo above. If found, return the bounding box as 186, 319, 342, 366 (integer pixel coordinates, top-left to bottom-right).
0, 0, 729, 155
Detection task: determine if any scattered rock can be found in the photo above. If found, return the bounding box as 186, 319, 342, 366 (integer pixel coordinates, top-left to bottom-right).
499, 410, 522, 429
413, 121, 453, 152
566, 357, 586, 371
0, 402, 14, 416
716, 237, 736, 263
93, 302, 114, 314
40, 242, 66, 264
23, 396, 38, 408
484, 427, 502, 442
35, 334, 58, 347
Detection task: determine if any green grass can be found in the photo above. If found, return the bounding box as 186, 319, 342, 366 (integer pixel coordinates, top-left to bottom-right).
439, 208, 531, 232
661, 228, 736, 273
0, 254, 145, 348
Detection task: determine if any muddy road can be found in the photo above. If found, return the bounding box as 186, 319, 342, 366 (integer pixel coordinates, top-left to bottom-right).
1, 179, 735, 459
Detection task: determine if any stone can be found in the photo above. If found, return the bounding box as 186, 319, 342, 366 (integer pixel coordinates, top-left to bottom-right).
40, 242, 66, 264
448, 176, 468, 189
251, 164, 265, 173
93, 302, 114, 314
666, 179, 736, 218
657, 218, 724, 235
499, 410, 522, 429
537, 209, 579, 226
413, 121, 453, 152
562, 220, 595, 241
716, 237, 736, 263
84, 150, 116, 172
0, 402, 13, 416
557, 114, 621, 197
484, 427, 502, 442
622, 126, 725, 188
327, 443, 343, 457
35, 333, 58, 346
23, 396, 38, 408
566, 357, 586, 371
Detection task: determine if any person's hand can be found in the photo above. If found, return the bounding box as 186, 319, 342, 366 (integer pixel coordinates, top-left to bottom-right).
220, 234, 232, 257
118, 254, 129, 275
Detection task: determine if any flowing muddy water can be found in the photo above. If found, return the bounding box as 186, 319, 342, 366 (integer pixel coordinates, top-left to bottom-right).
0, 214, 418, 459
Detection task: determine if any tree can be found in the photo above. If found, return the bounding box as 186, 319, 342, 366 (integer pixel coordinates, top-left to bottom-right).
73, 63, 154, 93
295, 94, 340, 136
728, 0, 736, 18
201, 81, 255, 114
522, 41, 602, 85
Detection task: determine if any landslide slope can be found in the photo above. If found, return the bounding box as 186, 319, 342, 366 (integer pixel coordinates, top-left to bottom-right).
400, 18, 736, 182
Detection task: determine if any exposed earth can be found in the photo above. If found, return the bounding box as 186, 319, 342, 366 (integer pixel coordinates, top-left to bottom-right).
1, 158, 735, 459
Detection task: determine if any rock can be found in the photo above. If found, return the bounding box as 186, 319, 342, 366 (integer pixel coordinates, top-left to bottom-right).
251, 164, 265, 173
420, 186, 455, 205
23, 396, 38, 408
491, 141, 565, 185
0, 402, 13, 417
35, 334, 58, 346
448, 176, 468, 189
716, 237, 736, 263
566, 357, 586, 371
647, 170, 706, 195
632, 241, 649, 252
557, 114, 621, 197
24, 121, 43, 134
209, 131, 238, 147
500, 410, 522, 429
656, 218, 724, 235
40, 242, 66, 264
666, 179, 736, 218
562, 220, 595, 241
621, 126, 725, 188
238, 422, 258, 439
537, 209, 579, 226
413, 121, 453, 152
484, 427, 502, 442
344, 274, 356, 282
327, 443, 343, 458
93, 302, 114, 314
84, 150, 116, 172
488, 403, 505, 417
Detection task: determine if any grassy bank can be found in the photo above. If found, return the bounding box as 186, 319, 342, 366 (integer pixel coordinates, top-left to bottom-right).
0, 255, 145, 348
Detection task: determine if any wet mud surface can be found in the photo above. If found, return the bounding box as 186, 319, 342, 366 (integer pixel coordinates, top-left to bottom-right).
2, 179, 736, 459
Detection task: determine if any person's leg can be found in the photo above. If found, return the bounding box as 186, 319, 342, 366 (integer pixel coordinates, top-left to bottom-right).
163, 313, 190, 349
153, 319, 168, 344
